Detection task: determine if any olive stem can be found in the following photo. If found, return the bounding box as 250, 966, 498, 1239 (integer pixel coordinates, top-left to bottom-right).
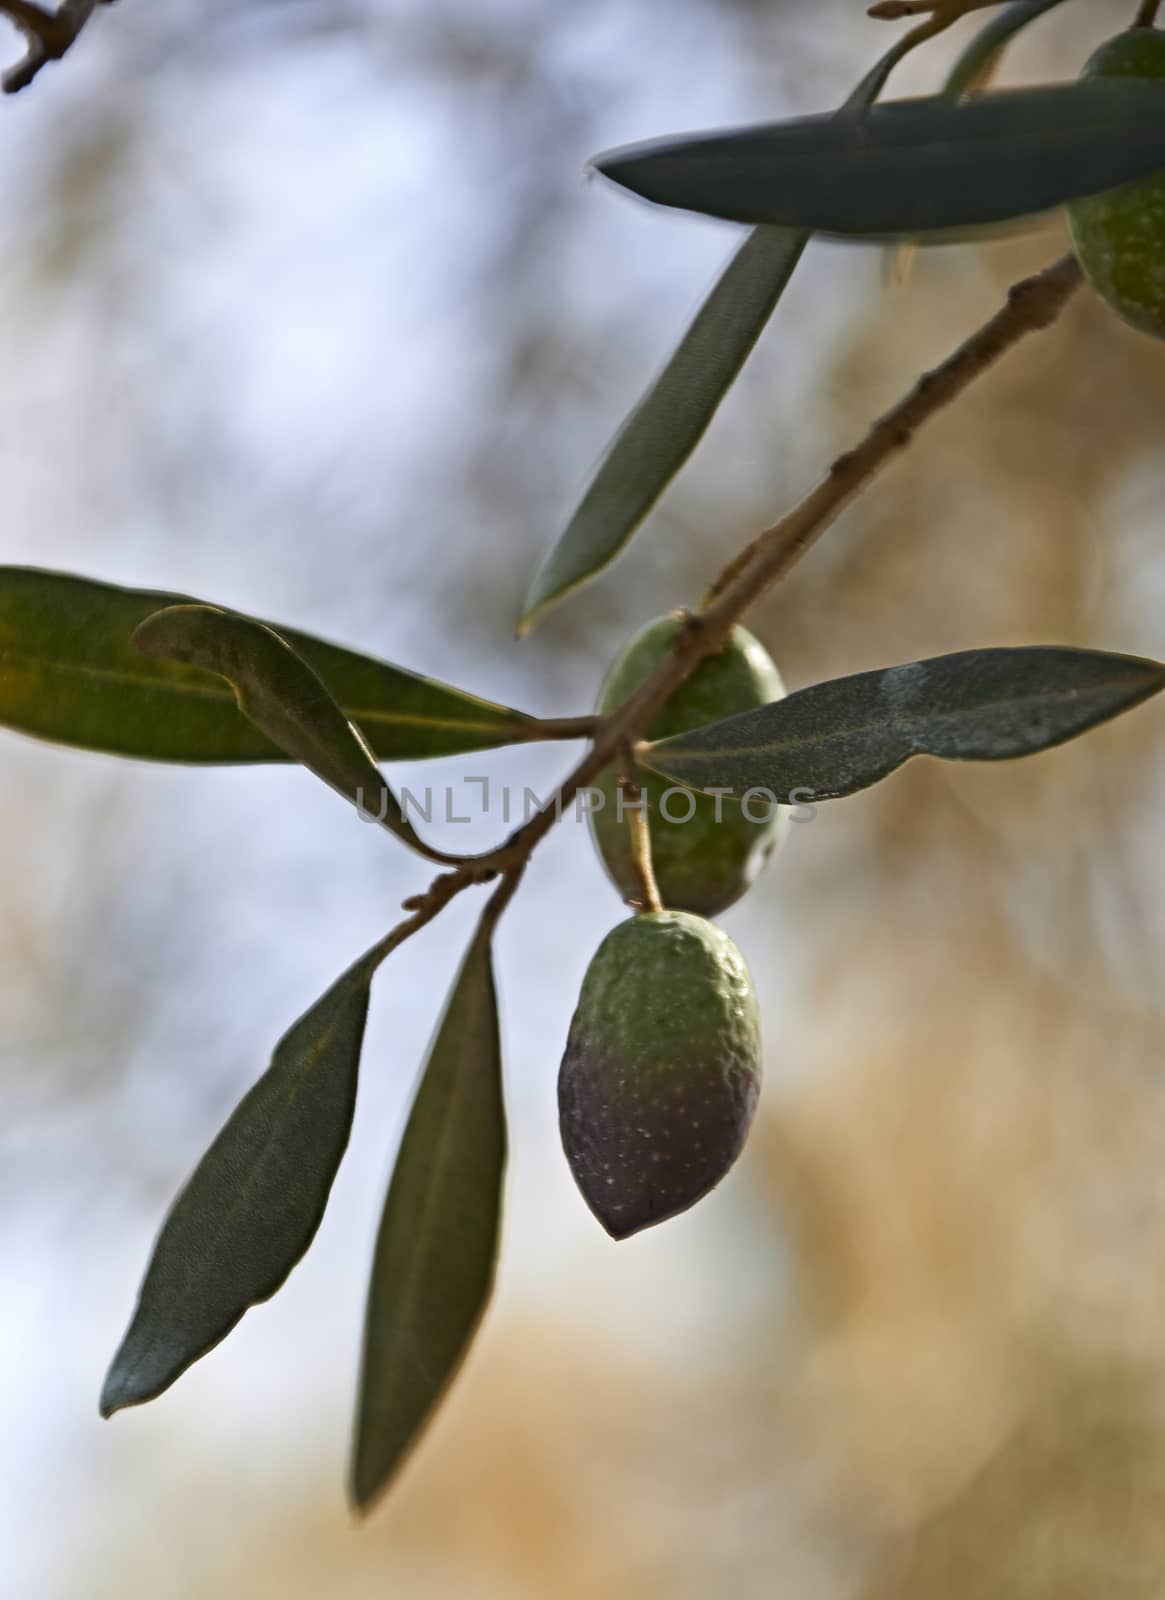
1135, 0, 1161, 26
481, 863, 526, 932
525, 713, 602, 742
616, 748, 663, 915
384, 252, 1085, 949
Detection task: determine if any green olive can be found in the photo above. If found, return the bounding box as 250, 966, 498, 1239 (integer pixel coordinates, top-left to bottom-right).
1068, 28, 1165, 341
589, 615, 787, 917
558, 910, 762, 1238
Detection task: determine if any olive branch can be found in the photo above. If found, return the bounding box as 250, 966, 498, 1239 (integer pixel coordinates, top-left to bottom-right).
382, 250, 1084, 953
7, 0, 1165, 1523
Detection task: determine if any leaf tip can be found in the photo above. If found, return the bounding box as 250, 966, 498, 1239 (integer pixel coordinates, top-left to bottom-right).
1106, 651, 1165, 705
588, 141, 624, 183
99, 1328, 167, 1418
515, 575, 557, 638
518, 548, 601, 635
98, 1360, 134, 1419
588, 142, 660, 205
348, 1443, 397, 1519
347, 1479, 373, 1519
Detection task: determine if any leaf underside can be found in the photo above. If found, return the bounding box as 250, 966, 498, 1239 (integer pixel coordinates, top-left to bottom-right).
640, 647, 1165, 803
593, 82, 1165, 236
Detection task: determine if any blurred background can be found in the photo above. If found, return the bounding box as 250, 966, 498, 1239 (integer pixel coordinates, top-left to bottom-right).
5, 0, 1165, 1594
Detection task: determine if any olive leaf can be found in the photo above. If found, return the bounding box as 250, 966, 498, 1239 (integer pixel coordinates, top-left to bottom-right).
942, 0, 1076, 102
133, 604, 426, 854
351, 918, 506, 1512
516, 227, 808, 636
516, 30, 934, 636
873, 0, 1078, 260
0, 566, 538, 763
101, 947, 380, 1416
639, 647, 1165, 803
591, 81, 1165, 236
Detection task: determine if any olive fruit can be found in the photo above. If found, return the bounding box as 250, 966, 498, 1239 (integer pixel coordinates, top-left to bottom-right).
1068, 27, 1165, 341
558, 910, 762, 1239
589, 615, 787, 917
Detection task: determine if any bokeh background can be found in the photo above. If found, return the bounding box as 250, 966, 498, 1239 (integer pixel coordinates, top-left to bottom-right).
5, 0, 1165, 1594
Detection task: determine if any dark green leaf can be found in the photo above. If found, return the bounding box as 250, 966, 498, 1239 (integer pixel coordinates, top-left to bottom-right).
870, 8, 1083, 256
943, 0, 1076, 103
592, 82, 1165, 237
640, 647, 1165, 803
351, 920, 506, 1512
101, 950, 377, 1416
133, 604, 426, 853
0, 566, 537, 763
517, 31, 930, 634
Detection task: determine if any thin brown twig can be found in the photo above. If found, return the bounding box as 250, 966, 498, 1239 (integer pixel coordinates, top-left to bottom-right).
525, 713, 601, 742
868, 0, 1001, 20
388, 251, 1085, 946
361, 848, 524, 987
480, 862, 527, 932
0, 0, 112, 92
705, 252, 1083, 607
1135, 0, 1162, 27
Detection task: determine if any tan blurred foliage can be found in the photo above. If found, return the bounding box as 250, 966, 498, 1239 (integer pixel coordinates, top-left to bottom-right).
751, 225, 1165, 1595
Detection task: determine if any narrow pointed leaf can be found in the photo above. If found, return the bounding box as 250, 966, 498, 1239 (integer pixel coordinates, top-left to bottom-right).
0, 567, 538, 763
518, 32, 929, 635
942, 0, 1076, 102
592, 81, 1165, 237
516, 226, 807, 634
133, 604, 423, 852
640, 648, 1165, 804
101, 950, 378, 1416
352, 920, 506, 1512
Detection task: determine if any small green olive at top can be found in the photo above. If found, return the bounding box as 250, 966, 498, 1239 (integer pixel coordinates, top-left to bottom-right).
589, 615, 787, 917
558, 909, 763, 1240
1068, 27, 1165, 342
